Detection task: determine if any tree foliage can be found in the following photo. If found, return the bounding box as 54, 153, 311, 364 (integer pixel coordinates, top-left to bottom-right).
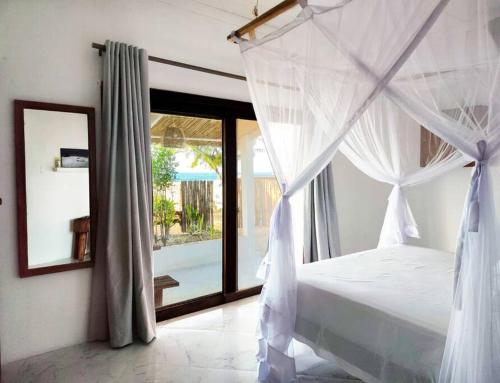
151, 144, 178, 246
152, 144, 178, 190
189, 145, 222, 179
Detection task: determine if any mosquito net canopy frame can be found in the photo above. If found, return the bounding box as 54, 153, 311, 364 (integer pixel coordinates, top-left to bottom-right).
236, 0, 500, 382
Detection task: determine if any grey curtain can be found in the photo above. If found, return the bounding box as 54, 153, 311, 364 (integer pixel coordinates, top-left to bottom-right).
89, 41, 156, 347
303, 162, 341, 263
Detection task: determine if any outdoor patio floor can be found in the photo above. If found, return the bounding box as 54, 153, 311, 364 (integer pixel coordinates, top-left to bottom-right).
159, 252, 263, 306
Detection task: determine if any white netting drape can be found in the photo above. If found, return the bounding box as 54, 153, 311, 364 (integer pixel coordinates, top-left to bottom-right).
240, 0, 500, 382
240, 1, 452, 381
340, 95, 468, 248
387, 0, 500, 381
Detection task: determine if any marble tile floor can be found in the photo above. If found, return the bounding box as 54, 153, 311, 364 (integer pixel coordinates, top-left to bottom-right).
2, 296, 362, 383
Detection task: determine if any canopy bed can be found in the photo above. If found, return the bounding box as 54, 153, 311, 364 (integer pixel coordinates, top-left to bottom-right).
296, 245, 452, 383
227, 0, 500, 382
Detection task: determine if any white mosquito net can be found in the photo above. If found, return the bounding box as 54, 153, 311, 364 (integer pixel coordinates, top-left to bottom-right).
340, 95, 467, 248
388, 0, 500, 381
237, 0, 500, 382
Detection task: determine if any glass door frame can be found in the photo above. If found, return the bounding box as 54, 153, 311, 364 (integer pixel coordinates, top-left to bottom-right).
150, 88, 262, 322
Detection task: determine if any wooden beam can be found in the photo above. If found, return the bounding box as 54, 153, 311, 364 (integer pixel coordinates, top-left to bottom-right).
227, 0, 299, 43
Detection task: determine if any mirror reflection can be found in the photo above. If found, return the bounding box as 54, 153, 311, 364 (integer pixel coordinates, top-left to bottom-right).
24, 109, 91, 268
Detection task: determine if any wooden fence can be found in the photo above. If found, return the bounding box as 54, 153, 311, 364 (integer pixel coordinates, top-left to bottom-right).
180, 180, 214, 231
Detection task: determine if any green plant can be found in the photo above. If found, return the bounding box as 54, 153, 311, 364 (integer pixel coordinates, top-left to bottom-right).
189, 145, 222, 179
152, 145, 178, 190
151, 144, 178, 246
185, 204, 204, 236
205, 225, 221, 240
153, 196, 177, 245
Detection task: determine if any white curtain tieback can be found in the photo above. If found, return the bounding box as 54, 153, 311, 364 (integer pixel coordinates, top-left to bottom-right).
466, 140, 487, 233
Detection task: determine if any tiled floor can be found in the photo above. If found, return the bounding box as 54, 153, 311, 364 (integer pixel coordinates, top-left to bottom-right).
1, 296, 361, 383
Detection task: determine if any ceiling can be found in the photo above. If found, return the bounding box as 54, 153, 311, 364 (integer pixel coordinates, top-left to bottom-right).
137, 0, 303, 92
156, 0, 300, 34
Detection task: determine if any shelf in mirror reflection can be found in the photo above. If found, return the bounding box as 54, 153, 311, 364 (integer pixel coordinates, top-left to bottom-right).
53, 167, 89, 173
28, 254, 91, 269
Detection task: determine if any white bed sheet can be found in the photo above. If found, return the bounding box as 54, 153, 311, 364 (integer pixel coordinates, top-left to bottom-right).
295, 245, 453, 383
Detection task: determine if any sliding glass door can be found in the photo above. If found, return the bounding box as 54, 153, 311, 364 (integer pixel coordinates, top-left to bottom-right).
149, 89, 266, 320
236, 119, 279, 290
151, 113, 223, 307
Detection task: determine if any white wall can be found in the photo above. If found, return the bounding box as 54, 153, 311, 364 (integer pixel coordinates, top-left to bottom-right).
0, 0, 250, 364
333, 150, 471, 255
407, 167, 471, 252
405, 164, 500, 254
0, 0, 472, 365
153, 240, 221, 276
333, 152, 392, 254
24, 109, 90, 266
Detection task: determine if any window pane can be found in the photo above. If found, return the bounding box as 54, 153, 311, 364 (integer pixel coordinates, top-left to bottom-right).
151, 113, 223, 307
237, 119, 279, 290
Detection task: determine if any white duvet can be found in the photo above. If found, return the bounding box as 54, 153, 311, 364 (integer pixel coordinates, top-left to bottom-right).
295, 245, 453, 383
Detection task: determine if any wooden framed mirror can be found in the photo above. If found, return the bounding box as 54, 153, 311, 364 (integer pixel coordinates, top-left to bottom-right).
14, 100, 97, 277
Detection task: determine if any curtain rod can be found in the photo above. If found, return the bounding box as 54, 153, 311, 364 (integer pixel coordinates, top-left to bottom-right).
91, 43, 246, 81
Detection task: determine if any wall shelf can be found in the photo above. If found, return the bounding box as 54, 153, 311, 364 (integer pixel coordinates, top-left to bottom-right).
53, 167, 88, 173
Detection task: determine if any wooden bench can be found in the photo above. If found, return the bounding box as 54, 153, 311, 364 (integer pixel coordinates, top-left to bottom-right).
154, 275, 179, 308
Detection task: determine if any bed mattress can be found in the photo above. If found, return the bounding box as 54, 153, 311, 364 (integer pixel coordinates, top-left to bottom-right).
295, 245, 453, 383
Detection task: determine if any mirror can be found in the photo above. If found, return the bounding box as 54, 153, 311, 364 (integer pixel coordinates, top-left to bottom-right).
15, 100, 96, 277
